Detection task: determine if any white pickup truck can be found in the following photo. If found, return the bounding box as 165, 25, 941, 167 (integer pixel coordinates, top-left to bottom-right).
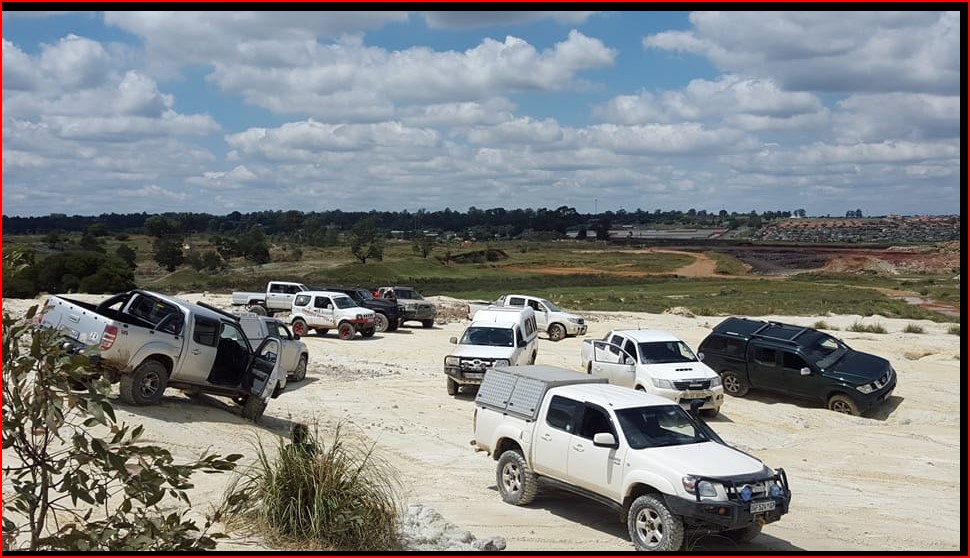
443, 306, 538, 396
581, 329, 724, 416
473, 365, 791, 551
290, 290, 377, 340
237, 314, 309, 383
466, 294, 587, 341
230, 281, 310, 316
36, 290, 286, 421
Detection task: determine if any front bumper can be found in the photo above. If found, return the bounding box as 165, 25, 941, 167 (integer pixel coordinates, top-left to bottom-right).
444, 365, 486, 385
566, 323, 588, 336
666, 492, 790, 530
665, 468, 791, 531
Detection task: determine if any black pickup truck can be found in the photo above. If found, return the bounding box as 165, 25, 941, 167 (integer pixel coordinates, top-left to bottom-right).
317, 286, 404, 333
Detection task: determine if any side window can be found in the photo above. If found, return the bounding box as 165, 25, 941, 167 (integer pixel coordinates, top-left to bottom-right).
725, 338, 745, 355
314, 297, 330, 309
752, 346, 777, 367
286, 285, 301, 295
220, 323, 250, 352
546, 396, 582, 433
265, 322, 281, 338
783, 351, 808, 370
270, 283, 284, 294
514, 327, 525, 347
508, 297, 525, 307
578, 405, 614, 440
624, 340, 637, 357
193, 317, 219, 347
294, 294, 310, 307
526, 316, 537, 336
528, 300, 540, 311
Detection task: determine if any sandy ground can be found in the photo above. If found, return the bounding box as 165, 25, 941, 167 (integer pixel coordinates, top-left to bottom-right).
2, 293, 963, 552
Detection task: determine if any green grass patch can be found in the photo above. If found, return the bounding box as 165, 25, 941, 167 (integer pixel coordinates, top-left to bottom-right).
705, 251, 748, 275
847, 321, 888, 334
812, 320, 838, 331
223, 422, 402, 551
902, 323, 925, 334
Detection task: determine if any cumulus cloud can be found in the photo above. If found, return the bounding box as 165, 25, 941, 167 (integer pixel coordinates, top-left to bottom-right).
201, 30, 615, 121
833, 93, 960, 143
421, 11, 597, 29
644, 11, 960, 94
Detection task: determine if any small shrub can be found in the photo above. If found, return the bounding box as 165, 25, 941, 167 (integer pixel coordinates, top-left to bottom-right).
902, 323, 925, 334
813, 320, 833, 330
224, 422, 403, 551
947, 324, 961, 335
848, 321, 887, 334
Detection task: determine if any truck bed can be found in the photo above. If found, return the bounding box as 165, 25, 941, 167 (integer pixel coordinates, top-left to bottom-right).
475, 365, 607, 421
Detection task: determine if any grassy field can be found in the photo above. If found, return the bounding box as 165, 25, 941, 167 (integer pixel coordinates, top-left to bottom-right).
4, 234, 960, 322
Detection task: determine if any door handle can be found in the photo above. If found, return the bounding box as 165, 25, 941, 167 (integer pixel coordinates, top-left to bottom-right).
572, 444, 585, 452
191, 349, 201, 355
540, 434, 552, 441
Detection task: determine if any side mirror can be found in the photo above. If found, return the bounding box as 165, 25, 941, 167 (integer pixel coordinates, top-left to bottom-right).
624, 356, 635, 366
800, 367, 811, 376
697, 351, 705, 361
592, 432, 618, 448
449, 336, 458, 344
293, 334, 301, 341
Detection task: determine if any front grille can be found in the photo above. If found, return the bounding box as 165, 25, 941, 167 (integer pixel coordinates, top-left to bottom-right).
459, 358, 497, 371
725, 480, 771, 502
673, 379, 711, 390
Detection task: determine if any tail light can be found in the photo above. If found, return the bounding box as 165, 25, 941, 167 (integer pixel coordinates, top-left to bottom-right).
100, 325, 118, 350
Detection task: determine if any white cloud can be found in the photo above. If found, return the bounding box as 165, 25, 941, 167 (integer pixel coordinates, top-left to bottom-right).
833, 93, 960, 143
421, 11, 597, 29
644, 11, 960, 94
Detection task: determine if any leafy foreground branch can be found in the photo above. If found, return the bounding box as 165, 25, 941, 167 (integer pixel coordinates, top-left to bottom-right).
222, 422, 404, 551
2, 307, 242, 551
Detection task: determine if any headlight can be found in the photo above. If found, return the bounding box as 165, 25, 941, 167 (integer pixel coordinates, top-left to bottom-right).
769, 483, 782, 497
856, 383, 875, 394
568, 317, 581, 324
710, 375, 722, 388
356, 314, 364, 320
682, 476, 717, 497
445, 356, 459, 366
652, 377, 674, 389
493, 359, 510, 367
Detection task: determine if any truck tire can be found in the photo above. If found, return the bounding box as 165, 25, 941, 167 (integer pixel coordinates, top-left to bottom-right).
240, 395, 268, 422
361, 326, 376, 338
548, 323, 566, 342
827, 393, 860, 415
373, 313, 389, 333
721, 370, 750, 397
529, 351, 537, 365
292, 318, 309, 337
119, 360, 168, 406
247, 304, 267, 316
446, 377, 459, 396
337, 322, 355, 340
386, 318, 399, 332
290, 355, 308, 382
722, 524, 762, 543
421, 319, 434, 328
627, 494, 684, 551
496, 450, 538, 506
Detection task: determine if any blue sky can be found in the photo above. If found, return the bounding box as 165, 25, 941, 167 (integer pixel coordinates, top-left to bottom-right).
1, 10, 962, 217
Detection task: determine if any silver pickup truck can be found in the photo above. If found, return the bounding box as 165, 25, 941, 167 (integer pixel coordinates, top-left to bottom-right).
37, 289, 286, 421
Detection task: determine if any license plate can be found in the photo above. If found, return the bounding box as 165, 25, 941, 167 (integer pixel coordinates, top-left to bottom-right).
464, 372, 484, 380
681, 391, 710, 400
750, 500, 775, 513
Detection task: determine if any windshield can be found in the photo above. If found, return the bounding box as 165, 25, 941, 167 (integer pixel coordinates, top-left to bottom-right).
615, 405, 713, 449
460, 326, 514, 347
355, 289, 374, 300
539, 298, 561, 312
637, 341, 698, 364
334, 296, 357, 309
395, 288, 421, 300
800, 330, 850, 369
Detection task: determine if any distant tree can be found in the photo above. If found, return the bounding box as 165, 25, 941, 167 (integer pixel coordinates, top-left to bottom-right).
348, 217, 385, 263
78, 231, 105, 253
576, 227, 588, 240
412, 235, 435, 258
85, 223, 109, 237
236, 226, 271, 264
152, 237, 184, 272
794, 208, 807, 218
32, 251, 134, 294
594, 219, 611, 241
115, 244, 137, 269
144, 215, 179, 238
43, 231, 68, 250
